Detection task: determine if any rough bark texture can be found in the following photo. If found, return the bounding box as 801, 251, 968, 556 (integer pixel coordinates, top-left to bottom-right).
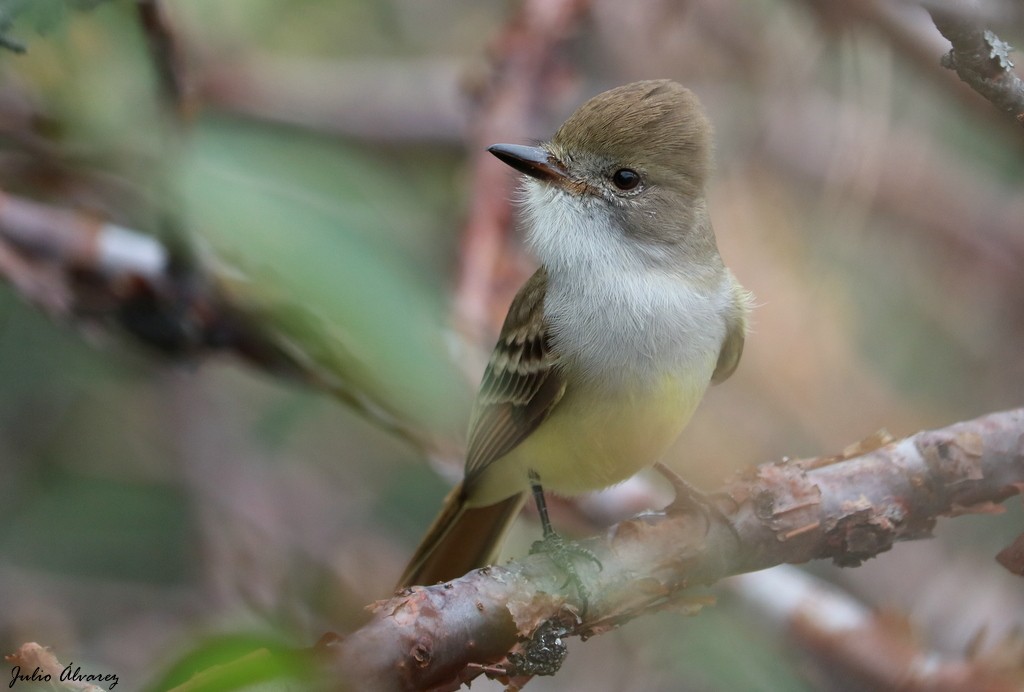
930, 6, 1024, 126
322, 408, 1024, 690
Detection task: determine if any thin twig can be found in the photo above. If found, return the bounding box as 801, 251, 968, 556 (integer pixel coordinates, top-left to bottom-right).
136, 0, 192, 119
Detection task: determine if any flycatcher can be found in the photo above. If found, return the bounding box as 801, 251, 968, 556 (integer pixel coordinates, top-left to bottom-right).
398, 80, 750, 588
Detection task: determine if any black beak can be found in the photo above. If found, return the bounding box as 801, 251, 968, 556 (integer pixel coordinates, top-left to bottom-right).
487, 144, 570, 183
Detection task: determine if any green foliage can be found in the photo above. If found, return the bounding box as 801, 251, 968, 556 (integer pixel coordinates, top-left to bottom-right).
148, 634, 321, 692
181, 117, 471, 438
0, 0, 111, 53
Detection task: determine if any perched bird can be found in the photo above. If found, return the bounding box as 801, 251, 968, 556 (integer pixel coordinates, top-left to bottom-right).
399, 80, 750, 589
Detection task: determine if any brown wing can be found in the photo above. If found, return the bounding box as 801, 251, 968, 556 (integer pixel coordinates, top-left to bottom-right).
464, 267, 566, 486
711, 272, 750, 384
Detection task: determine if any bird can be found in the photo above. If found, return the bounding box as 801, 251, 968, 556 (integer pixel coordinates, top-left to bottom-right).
398, 79, 750, 590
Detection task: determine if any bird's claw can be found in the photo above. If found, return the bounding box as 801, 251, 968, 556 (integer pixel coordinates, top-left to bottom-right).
530, 531, 601, 615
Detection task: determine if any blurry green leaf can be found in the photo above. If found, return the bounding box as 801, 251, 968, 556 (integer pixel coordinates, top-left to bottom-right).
23, 0, 64, 33
2, 0, 162, 159
180, 117, 471, 439
148, 634, 319, 692
0, 0, 112, 52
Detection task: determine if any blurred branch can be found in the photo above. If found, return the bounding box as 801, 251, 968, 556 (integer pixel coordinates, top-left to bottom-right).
195, 0, 592, 180
730, 565, 1024, 691
995, 531, 1024, 575
0, 186, 440, 454
454, 0, 590, 334
199, 56, 466, 142
136, 0, 193, 119
323, 407, 1024, 691
4, 642, 112, 691
801, 0, 1024, 140
0, 186, 168, 277
760, 94, 1024, 282
0, 234, 70, 313
930, 5, 1024, 126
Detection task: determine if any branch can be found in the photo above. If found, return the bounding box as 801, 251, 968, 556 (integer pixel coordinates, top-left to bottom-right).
197, 56, 466, 143
759, 93, 1024, 282
929, 4, 1024, 126
730, 565, 1024, 690
322, 407, 1024, 691
0, 188, 168, 278
0, 186, 441, 455
137, 0, 193, 119
4, 642, 113, 691
798, 0, 1024, 140
454, 0, 590, 334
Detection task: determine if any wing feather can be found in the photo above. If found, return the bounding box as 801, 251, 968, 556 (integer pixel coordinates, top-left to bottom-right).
464, 267, 566, 485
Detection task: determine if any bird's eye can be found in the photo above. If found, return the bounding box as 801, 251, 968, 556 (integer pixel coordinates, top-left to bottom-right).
611, 168, 641, 191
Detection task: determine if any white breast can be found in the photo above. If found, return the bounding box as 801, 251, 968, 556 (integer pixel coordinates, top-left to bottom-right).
521, 180, 731, 388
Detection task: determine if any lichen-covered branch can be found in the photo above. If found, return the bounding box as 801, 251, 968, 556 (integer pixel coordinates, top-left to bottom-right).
929, 7, 1024, 126
322, 408, 1024, 691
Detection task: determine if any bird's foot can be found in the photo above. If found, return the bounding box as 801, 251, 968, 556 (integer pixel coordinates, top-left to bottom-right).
529, 531, 601, 616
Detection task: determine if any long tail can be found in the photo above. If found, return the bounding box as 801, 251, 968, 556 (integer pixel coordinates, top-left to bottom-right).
397, 482, 526, 589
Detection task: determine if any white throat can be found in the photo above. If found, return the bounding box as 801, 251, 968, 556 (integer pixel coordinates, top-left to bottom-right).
521, 180, 731, 388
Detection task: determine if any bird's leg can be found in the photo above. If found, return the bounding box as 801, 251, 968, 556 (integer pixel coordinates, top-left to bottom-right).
654, 462, 739, 541
527, 470, 600, 615
529, 470, 556, 540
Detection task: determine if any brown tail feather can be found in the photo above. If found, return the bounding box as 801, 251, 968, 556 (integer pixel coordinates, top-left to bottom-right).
397, 483, 526, 589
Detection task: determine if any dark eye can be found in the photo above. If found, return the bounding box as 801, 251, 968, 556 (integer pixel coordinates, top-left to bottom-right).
611, 168, 641, 191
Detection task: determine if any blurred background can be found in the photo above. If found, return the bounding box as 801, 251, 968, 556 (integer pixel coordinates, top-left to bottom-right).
0, 0, 1022, 689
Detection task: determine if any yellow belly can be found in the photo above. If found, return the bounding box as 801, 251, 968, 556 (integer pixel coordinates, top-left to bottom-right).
467, 371, 710, 507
